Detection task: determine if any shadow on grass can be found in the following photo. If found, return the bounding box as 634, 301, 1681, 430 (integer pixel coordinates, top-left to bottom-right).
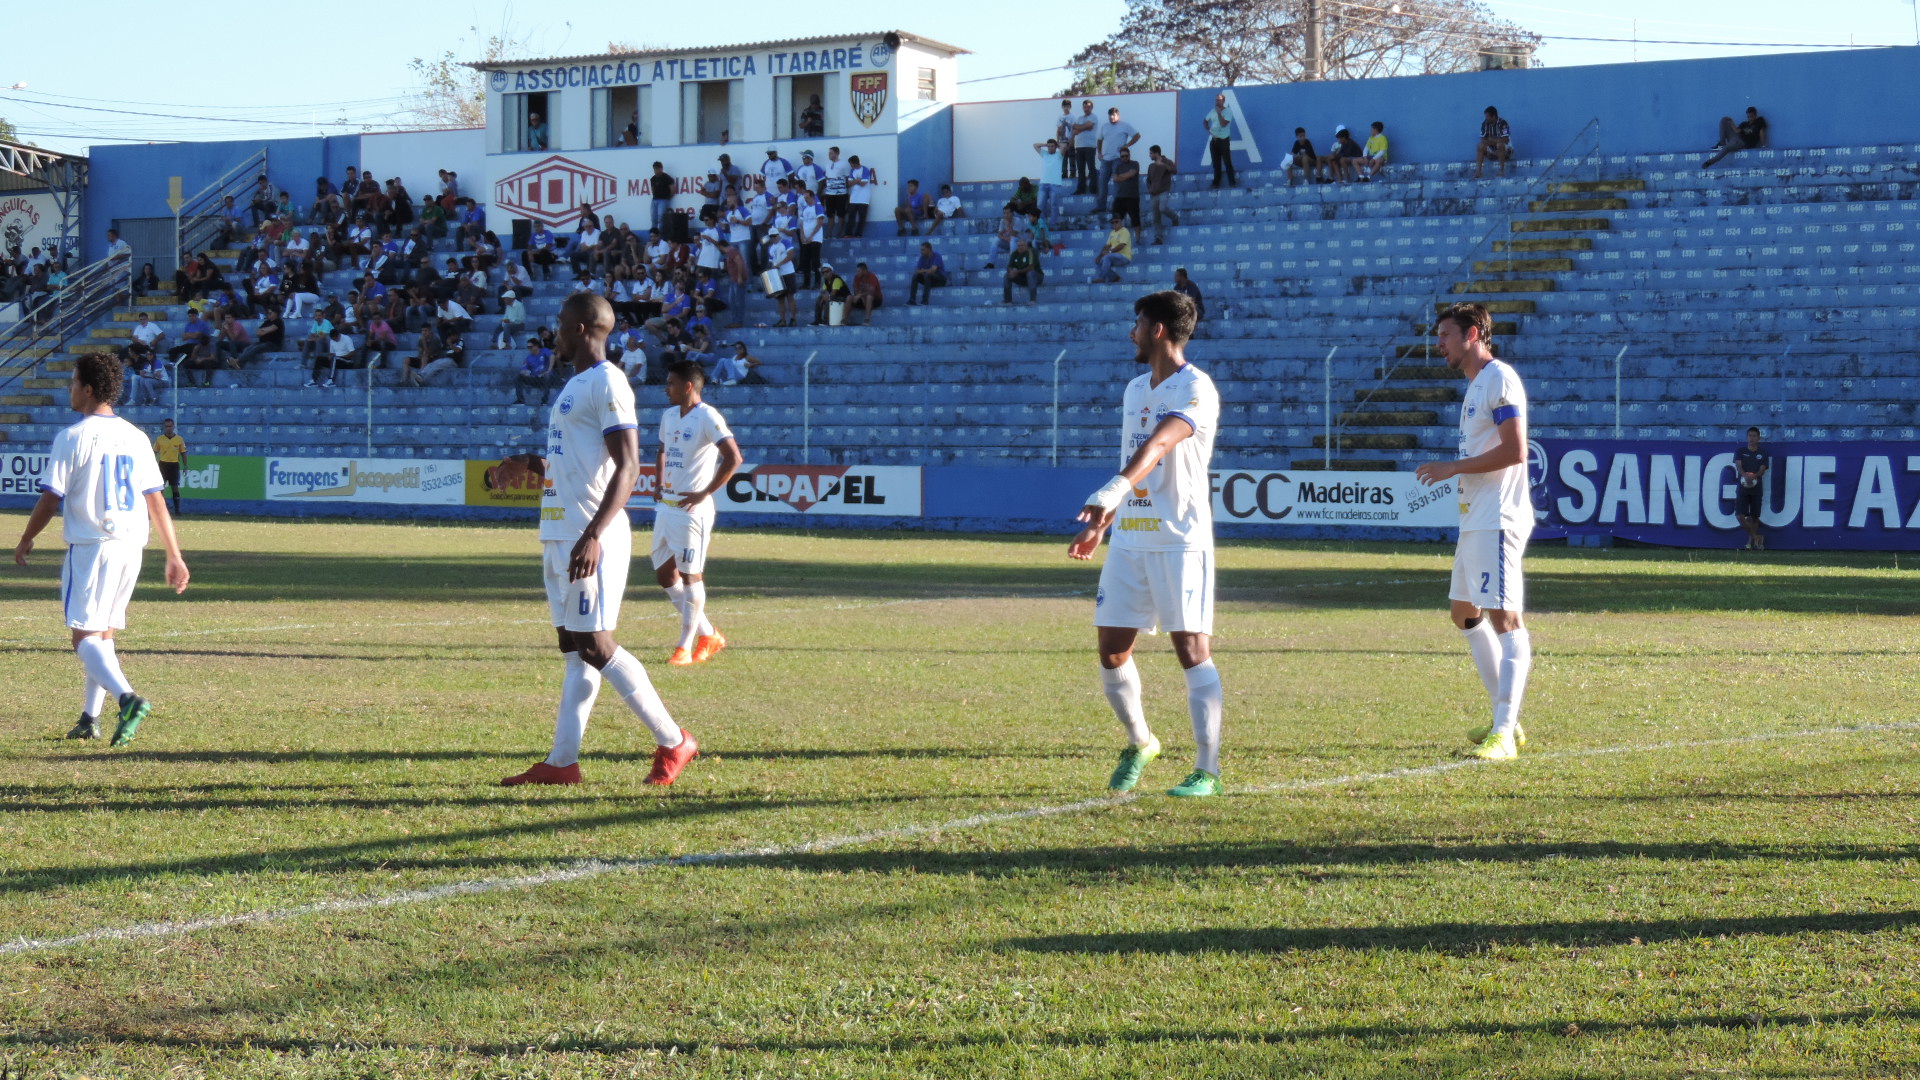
36, 745, 1027, 766
1007, 908, 1920, 956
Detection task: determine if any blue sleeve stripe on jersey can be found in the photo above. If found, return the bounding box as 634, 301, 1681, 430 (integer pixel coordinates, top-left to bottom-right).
602, 423, 638, 435
37, 482, 63, 497
1162, 410, 1198, 434
714, 434, 737, 444
141, 486, 164, 495
1492, 404, 1520, 424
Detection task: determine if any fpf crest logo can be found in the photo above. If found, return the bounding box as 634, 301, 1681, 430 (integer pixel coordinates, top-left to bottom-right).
495, 155, 619, 227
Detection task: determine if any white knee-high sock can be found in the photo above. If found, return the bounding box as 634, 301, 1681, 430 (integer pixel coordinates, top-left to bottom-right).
677, 580, 710, 649
1462, 618, 1500, 705
1100, 659, 1153, 747
545, 653, 602, 768
1493, 628, 1533, 737
689, 581, 714, 637
75, 638, 133, 700
82, 676, 107, 719
1184, 660, 1223, 776
599, 647, 684, 748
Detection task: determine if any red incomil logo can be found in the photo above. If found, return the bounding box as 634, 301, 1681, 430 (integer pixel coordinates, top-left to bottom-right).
494, 155, 619, 226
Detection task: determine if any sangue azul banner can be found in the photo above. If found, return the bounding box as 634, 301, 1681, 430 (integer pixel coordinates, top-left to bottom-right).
1535, 439, 1920, 550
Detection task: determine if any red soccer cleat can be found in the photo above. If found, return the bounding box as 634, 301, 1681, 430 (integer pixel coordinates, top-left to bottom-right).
691, 631, 727, 663
501, 761, 582, 786
644, 733, 699, 786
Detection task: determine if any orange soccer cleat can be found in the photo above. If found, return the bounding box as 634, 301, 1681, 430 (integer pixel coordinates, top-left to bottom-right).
501, 761, 582, 786
644, 734, 700, 786
668, 647, 694, 666
691, 631, 728, 663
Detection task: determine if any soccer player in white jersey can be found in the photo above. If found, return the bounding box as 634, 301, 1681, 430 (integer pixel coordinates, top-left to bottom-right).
1415, 302, 1534, 761
11, 355, 190, 746
493, 293, 700, 788
1068, 291, 1225, 798
654, 358, 742, 666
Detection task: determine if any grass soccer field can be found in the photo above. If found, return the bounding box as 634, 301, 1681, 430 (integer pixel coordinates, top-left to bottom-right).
2, 514, 1918, 1078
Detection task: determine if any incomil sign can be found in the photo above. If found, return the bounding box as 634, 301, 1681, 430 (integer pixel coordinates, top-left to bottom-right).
495, 155, 620, 227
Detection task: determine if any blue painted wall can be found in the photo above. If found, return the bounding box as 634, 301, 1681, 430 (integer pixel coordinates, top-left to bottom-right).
895, 104, 953, 196
1177, 44, 1920, 174
83, 135, 361, 262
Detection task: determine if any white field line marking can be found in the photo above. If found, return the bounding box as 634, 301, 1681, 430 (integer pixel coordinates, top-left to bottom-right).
2, 718, 1913, 959
0, 578, 1439, 645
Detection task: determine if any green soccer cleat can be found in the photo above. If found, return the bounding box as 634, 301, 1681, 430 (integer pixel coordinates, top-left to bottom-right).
1467, 729, 1518, 761
110, 693, 150, 748
1107, 737, 1161, 792
66, 713, 100, 740
1466, 722, 1526, 748
1167, 769, 1220, 798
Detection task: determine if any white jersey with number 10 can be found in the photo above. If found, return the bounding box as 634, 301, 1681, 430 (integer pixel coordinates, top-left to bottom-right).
658, 402, 736, 506
1110, 363, 1220, 552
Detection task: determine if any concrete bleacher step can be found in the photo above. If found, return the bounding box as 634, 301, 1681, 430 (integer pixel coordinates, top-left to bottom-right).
1435, 299, 1536, 314
1362, 387, 1457, 403
22, 378, 63, 390
1511, 217, 1611, 234
1338, 410, 1440, 427
1546, 180, 1647, 195
1473, 258, 1574, 275
1382, 365, 1454, 380
1452, 278, 1555, 294
1411, 324, 1517, 337
1292, 458, 1399, 472
1528, 197, 1631, 213
0, 396, 53, 407
1494, 237, 1593, 254
1312, 433, 1419, 450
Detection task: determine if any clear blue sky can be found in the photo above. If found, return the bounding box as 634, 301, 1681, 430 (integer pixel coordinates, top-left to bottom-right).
3, 0, 1914, 156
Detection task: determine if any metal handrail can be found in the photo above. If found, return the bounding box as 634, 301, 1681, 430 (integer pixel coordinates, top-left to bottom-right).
1325, 117, 1605, 449
175, 148, 268, 271
0, 256, 133, 389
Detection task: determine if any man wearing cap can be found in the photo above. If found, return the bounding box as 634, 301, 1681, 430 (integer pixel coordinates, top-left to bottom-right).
496, 290, 526, 350
761, 147, 794, 189
716, 153, 745, 194
792, 150, 826, 196
648, 162, 676, 232
1095, 106, 1140, 213
811, 262, 850, 326
822, 147, 852, 239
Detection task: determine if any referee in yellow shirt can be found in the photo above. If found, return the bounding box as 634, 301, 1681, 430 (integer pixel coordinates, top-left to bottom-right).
153, 418, 186, 515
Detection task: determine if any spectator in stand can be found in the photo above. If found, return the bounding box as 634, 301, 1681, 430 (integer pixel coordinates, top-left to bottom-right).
512, 337, 555, 405
849, 261, 883, 325
985, 210, 1018, 270
298, 327, 352, 387
216, 312, 265, 368
501, 258, 535, 299
716, 153, 745, 194
811, 263, 851, 326
1172, 267, 1206, 322
699, 169, 724, 211
1110, 148, 1143, 231
454, 198, 487, 251
894, 179, 933, 236
1476, 106, 1513, 178
496, 290, 527, 349
907, 241, 947, 306
762, 146, 795, 188
763, 229, 798, 327
526, 112, 548, 150
572, 218, 603, 276
1704, 107, 1769, 169
133, 263, 161, 299
684, 326, 719, 373
169, 310, 213, 364
797, 188, 826, 290
712, 341, 764, 385
1055, 99, 1078, 189
822, 147, 851, 239
254, 308, 286, 357
523, 222, 557, 279
1004, 177, 1040, 220
792, 150, 826, 196
177, 339, 221, 389
246, 174, 276, 226
799, 94, 825, 138
104, 229, 133, 265
1093, 214, 1133, 283
1361, 121, 1390, 180
215, 197, 245, 246
434, 296, 472, 339
129, 311, 165, 364
124, 345, 168, 406
473, 230, 502, 274
1325, 127, 1363, 183
385, 179, 414, 234
1096, 106, 1141, 212
1203, 92, 1238, 188
653, 319, 691, 367
1033, 138, 1068, 227
400, 324, 443, 388
1071, 99, 1099, 195
364, 314, 400, 371
646, 161, 675, 231
1147, 145, 1178, 244
845, 155, 875, 238
420, 195, 448, 240
1003, 237, 1043, 305
931, 184, 964, 233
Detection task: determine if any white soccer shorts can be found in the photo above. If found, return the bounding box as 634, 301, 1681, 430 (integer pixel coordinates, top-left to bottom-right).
543, 526, 632, 633
62, 541, 143, 632
1449, 528, 1528, 613
649, 503, 714, 575
1094, 546, 1215, 636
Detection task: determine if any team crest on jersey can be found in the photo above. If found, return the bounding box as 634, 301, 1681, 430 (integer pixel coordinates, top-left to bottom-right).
1465, 404, 1476, 418
558, 396, 574, 415
1095, 586, 1105, 607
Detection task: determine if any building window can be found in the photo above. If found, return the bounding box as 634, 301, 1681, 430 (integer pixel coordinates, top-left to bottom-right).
592, 85, 650, 148
502, 91, 553, 153
916, 67, 937, 101
680, 80, 741, 145
776, 74, 838, 140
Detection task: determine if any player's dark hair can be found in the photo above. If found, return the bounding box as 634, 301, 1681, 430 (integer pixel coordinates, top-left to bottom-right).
666, 358, 707, 389
1747, 426, 1761, 434
1438, 301, 1493, 346
74, 353, 124, 408
1134, 290, 1198, 345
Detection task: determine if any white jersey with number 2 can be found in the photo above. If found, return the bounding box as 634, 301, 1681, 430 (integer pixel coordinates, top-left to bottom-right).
1456, 358, 1531, 533
40, 414, 164, 547
1110, 363, 1219, 552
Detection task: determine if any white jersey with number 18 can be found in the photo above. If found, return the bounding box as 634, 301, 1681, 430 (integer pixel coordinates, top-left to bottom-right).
40, 414, 164, 547
1110, 363, 1220, 552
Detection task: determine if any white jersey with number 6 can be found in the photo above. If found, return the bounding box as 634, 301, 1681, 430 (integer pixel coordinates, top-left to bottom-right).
1110, 363, 1219, 552
40, 414, 164, 547
540, 361, 640, 544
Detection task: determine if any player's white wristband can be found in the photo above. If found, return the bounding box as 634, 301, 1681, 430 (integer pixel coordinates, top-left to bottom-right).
1088, 474, 1131, 512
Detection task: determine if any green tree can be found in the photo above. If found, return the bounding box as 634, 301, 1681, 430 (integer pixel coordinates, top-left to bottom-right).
1062, 0, 1540, 93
